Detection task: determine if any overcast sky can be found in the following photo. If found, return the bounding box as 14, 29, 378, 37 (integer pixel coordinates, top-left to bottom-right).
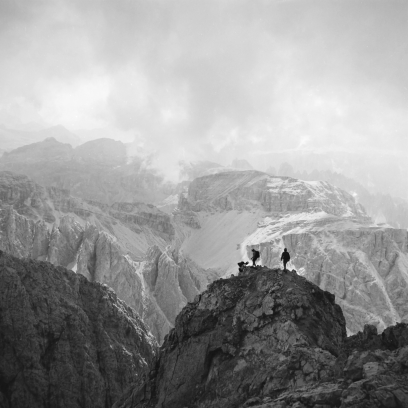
1, 0, 407, 169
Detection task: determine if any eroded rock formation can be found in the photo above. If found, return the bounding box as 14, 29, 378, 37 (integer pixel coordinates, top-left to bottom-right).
0, 251, 157, 408
114, 266, 408, 408
177, 170, 408, 334
0, 171, 215, 343
2, 169, 408, 341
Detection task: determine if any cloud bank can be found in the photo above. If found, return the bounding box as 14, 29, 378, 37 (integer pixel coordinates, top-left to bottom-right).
1, 0, 407, 170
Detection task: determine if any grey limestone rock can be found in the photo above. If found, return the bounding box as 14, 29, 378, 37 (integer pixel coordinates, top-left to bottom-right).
114, 267, 408, 408
114, 267, 346, 408
178, 170, 408, 335
0, 251, 158, 408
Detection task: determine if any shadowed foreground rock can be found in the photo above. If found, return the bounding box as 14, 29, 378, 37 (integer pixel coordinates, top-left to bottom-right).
0, 251, 158, 408
114, 266, 408, 408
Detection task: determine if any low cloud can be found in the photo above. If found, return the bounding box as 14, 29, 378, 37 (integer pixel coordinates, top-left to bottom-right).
1, 0, 407, 171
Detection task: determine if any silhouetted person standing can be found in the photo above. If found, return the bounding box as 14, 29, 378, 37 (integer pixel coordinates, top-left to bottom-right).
251, 249, 260, 266
281, 248, 290, 271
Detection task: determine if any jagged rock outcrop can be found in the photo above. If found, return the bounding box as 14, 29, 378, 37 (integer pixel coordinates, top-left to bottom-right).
114, 267, 346, 408
0, 171, 216, 343
0, 251, 157, 408
109, 202, 175, 240
140, 245, 220, 342
0, 205, 204, 343
0, 170, 230, 344
0, 172, 172, 262
114, 267, 408, 408
177, 170, 408, 334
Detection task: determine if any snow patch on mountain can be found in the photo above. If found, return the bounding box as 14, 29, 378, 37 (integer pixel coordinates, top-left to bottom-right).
177, 170, 408, 334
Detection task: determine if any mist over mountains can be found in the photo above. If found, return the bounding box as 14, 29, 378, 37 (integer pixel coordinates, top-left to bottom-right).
1, 131, 408, 230
1, 1, 408, 405
1, 134, 408, 339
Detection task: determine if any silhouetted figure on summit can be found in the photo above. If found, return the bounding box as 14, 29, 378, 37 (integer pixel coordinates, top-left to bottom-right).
281, 248, 290, 271
251, 249, 260, 266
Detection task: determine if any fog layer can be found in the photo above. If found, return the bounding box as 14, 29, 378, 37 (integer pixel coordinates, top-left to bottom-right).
1, 0, 407, 171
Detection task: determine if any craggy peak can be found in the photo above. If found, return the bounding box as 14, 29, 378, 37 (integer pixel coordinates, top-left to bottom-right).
0, 251, 158, 408
1, 1, 408, 407
114, 265, 408, 408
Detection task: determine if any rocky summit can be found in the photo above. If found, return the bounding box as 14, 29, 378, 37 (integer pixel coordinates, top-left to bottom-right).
0, 251, 158, 408
177, 170, 408, 334
114, 266, 408, 408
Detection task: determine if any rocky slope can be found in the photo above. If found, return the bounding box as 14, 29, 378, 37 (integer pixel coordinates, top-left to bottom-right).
114, 266, 408, 408
177, 171, 408, 334
0, 171, 216, 342
2, 167, 408, 340
0, 251, 157, 408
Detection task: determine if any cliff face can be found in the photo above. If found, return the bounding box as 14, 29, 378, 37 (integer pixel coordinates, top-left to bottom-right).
114, 266, 408, 408
279, 227, 408, 333
3, 168, 408, 341
0, 171, 213, 343
0, 251, 157, 408
182, 170, 368, 219
177, 171, 408, 334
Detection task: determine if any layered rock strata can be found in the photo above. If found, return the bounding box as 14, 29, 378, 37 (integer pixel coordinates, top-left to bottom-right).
177, 170, 408, 334
114, 266, 408, 408
181, 170, 368, 218
0, 251, 157, 408
0, 171, 214, 342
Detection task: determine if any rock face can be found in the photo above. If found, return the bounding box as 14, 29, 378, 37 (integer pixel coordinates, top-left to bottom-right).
182, 170, 367, 217
114, 266, 346, 408
114, 266, 408, 408
2, 168, 408, 341
0, 171, 216, 343
177, 171, 408, 334
278, 227, 408, 334
0, 251, 157, 408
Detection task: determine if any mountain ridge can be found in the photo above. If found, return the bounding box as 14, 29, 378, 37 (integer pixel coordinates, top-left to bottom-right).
114, 265, 408, 408
1, 168, 408, 339
178, 171, 408, 334
0, 170, 217, 342
0, 250, 157, 408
